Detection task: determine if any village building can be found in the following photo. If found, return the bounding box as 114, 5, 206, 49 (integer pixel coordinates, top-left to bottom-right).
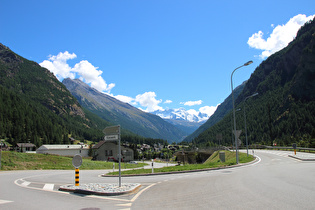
16, 143, 36, 152
92, 140, 134, 162
36, 144, 89, 157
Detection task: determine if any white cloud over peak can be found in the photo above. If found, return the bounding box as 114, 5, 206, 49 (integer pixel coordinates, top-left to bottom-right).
199, 104, 219, 117
40, 51, 76, 80
180, 100, 203, 106
40, 52, 220, 119
114, 95, 135, 105
248, 14, 315, 59
40, 51, 115, 93
135, 92, 164, 112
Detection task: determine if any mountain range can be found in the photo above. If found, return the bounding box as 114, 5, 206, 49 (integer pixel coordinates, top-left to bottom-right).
152, 108, 210, 123
62, 78, 187, 142
151, 108, 210, 135
0, 43, 184, 145
1, 17, 314, 148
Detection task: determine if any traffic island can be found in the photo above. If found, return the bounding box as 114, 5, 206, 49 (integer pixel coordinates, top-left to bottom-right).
288, 154, 315, 161
59, 183, 141, 196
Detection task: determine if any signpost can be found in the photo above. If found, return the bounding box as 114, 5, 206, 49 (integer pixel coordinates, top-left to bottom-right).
292, 143, 297, 155
72, 154, 82, 186
216, 133, 222, 146
233, 130, 242, 146
104, 125, 121, 187
233, 130, 242, 163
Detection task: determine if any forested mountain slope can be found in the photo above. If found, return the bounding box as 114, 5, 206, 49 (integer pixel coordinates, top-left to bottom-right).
63, 78, 186, 143
0, 43, 110, 146
192, 18, 315, 148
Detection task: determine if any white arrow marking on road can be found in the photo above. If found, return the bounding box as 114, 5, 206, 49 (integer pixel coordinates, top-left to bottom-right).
0, 199, 13, 204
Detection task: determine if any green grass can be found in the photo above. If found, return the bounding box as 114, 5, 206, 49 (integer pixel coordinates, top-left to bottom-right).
107, 150, 255, 175
0, 151, 146, 170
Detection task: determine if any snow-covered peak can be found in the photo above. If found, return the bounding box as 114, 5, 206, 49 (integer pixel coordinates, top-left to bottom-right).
152, 107, 212, 123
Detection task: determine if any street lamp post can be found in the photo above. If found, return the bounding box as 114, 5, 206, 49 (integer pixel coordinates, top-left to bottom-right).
231, 61, 253, 164
231, 108, 241, 151
243, 93, 258, 156
0, 140, 4, 170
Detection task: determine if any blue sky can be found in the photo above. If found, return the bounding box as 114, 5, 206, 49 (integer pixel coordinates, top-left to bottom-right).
1, 0, 314, 116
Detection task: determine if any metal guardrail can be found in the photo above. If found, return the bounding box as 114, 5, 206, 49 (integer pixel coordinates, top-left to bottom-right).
264, 146, 315, 152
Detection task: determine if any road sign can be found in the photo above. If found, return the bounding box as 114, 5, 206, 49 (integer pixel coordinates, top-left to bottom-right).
105, 135, 119, 141
72, 154, 82, 168
233, 130, 242, 138
292, 143, 297, 149
103, 125, 122, 187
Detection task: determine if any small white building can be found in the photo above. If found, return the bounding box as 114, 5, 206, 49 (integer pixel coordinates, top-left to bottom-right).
36, 144, 89, 157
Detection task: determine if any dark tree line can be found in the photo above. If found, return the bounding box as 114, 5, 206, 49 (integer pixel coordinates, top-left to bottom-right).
0, 85, 106, 146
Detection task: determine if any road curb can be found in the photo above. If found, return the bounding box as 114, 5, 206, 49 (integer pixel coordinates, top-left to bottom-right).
288, 155, 315, 161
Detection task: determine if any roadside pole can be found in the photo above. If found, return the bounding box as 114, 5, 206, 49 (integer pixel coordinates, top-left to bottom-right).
75, 168, 80, 186
293, 143, 297, 155
118, 126, 121, 187
104, 125, 121, 187
72, 154, 82, 186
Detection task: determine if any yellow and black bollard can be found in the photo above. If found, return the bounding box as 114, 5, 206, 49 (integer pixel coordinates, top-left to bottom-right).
75, 168, 79, 186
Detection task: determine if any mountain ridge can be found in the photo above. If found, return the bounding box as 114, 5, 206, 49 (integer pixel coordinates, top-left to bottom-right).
63, 78, 187, 142
191, 18, 315, 147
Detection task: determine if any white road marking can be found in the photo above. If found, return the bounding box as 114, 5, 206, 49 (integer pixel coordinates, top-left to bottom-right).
43, 184, 54, 191
116, 203, 132, 207
21, 181, 30, 186
131, 183, 157, 202
0, 199, 13, 204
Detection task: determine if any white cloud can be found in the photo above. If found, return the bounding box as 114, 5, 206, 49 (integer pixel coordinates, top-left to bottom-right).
199, 104, 219, 117
40, 51, 115, 93
135, 92, 164, 112
183, 109, 198, 122
114, 95, 135, 104
40, 51, 76, 80
180, 100, 203, 106
248, 14, 315, 59
164, 100, 172, 104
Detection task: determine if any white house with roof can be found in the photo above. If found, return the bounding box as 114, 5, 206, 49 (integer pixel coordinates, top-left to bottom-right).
36, 144, 89, 157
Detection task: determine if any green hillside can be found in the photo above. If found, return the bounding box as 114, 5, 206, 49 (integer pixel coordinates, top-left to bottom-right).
0, 43, 111, 146
192, 18, 315, 148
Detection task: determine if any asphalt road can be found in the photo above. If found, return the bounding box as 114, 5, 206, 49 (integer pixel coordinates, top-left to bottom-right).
1, 150, 315, 210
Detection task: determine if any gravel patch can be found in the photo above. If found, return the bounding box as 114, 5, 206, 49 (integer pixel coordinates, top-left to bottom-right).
59, 183, 141, 196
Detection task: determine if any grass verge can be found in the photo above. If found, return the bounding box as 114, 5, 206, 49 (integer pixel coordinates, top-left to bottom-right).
0, 151, 146, 170
107, 150, 255, 176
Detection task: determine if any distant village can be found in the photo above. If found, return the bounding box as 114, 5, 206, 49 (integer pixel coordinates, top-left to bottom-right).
0, 137, 185, 162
